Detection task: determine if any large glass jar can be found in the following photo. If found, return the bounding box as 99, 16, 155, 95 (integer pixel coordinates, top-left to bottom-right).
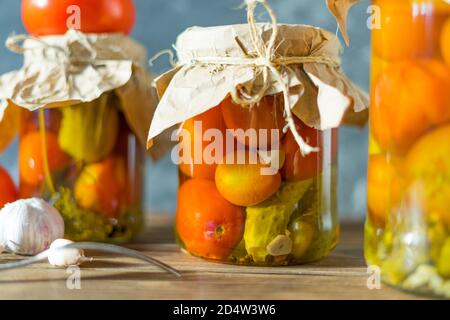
175, 95, 339, 266
18, 93, 144, 242
367, 0, 450, 296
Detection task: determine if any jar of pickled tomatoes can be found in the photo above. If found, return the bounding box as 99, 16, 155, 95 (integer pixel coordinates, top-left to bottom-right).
367, 0, 450, 296
175, 95, 340, 266
18, 97, 145, 242
0, 28, 155, 242
148, 22, 369, 266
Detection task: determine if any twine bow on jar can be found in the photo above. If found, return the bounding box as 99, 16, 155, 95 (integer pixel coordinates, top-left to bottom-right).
185, 0, 341, 156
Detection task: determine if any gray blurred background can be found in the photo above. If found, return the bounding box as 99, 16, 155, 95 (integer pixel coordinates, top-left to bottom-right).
0, 0, 370, 219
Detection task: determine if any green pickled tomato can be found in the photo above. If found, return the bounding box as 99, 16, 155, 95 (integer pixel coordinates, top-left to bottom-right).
288, 216, 315, 259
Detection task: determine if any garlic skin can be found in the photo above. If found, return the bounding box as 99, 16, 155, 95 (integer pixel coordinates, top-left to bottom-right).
48, 239, 85, 267
0, 198, 65, 255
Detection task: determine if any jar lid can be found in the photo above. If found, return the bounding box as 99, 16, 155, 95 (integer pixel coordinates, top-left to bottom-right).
0, 30, 162, 157
148, 23, 368, 148
176, 24, 341, 66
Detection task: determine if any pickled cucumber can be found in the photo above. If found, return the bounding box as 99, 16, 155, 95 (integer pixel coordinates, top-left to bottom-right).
244, 179, 312, 262
58, 94, 119, 163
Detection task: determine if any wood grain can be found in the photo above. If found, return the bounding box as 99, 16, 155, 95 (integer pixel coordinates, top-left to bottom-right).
0, 215, 422, 300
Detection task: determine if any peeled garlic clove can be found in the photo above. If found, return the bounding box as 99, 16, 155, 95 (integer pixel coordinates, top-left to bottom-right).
266, 235, 292, 256
48, 239, 86, 267
0, 198, 64, 255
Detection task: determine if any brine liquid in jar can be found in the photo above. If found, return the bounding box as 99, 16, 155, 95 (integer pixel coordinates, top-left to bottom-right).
367, 0, 450, 296
18, 93, 144, 242
175, 95, 339, 266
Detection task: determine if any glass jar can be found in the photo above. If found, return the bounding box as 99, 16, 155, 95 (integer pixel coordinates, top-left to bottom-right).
367, 0, 450, 296
175, 95, 338, 266
18, 93, 144, 242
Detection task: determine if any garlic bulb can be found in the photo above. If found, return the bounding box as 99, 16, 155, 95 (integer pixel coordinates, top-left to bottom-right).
0, 198, 65, 255
48, 239, 87, 267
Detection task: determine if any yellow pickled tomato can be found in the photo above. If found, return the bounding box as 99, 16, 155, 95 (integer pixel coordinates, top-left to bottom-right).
74, 158, 126, 219
215, 151, 281, 207
406, 124, 450, 225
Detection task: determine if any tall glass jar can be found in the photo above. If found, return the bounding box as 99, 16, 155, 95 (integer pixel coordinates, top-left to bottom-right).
367, 0, 450, 296
18, 93, 144, 242
175, 95, 339, 266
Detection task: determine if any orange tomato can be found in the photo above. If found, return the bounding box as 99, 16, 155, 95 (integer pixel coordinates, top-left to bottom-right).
371, 59, 450, 154
19, 131, 70, 186
176, 179, 245, 260
74, 158, 126, 219
367, 155, 405, 228
220, 95, 285, 149
0, 166, 18, 208
215, 151, 281, 206
179, 107, 227, 180
372, 0, 444, 61
281, 118, 323, 181
22, 0, 135, 36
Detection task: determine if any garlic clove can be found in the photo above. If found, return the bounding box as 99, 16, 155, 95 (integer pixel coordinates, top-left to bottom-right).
48, 239, 88, 267
0, 243, 5, 254
266, 235, 293, 256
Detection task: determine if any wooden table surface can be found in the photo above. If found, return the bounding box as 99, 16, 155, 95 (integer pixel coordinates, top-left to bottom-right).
0, 215, 422, 300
